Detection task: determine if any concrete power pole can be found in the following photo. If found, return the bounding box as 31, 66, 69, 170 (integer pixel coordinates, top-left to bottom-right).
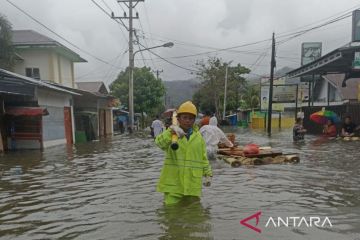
267, 32, 276, 136
113, 0, 144, 132
152, 70, 166, 107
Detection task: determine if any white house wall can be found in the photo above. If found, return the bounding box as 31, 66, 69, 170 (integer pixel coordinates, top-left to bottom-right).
15, 49, 75, 88
14, 49, 51, 80
37, 88, 72, 148
317, 79, 328, 103
50, 52, 60, 83
59, 55, 74, 88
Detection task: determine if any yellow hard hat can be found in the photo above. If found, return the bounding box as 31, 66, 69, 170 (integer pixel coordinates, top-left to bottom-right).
177, 101, 197, 116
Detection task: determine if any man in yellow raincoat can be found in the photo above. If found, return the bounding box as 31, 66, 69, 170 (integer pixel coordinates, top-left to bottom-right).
155, 101, 213, 205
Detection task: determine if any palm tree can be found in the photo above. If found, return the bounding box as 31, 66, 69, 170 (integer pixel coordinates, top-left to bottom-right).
0, 14, 15, 70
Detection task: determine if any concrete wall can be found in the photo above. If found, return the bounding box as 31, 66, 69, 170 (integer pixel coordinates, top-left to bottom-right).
15, 49, 75, 88
105, 109, 113, 135
37, 88, 72, 148
98, 99, 113, 135
317, 78, 342, 103
59, 55, 74, 88
14, 49, 51, 80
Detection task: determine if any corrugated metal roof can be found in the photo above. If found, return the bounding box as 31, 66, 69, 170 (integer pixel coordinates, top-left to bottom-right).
0, 68, 80, 95
76, 82, 109, 94
44, 81, 115, 99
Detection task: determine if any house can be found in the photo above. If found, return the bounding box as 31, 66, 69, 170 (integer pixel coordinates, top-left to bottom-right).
76, 81, 115, 139
0, 68, 79, 150
8, 30, 118, 147
286, 43, 360, 106
76, 82, 109, 94
5, 29, 90, 149
12, 30, 86, 88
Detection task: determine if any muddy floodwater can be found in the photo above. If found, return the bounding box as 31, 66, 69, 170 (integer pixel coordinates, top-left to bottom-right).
0, 129, 359, 240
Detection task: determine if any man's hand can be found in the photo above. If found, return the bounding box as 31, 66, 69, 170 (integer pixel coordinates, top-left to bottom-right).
203, 176, 212, 187
169, 125, 185, 138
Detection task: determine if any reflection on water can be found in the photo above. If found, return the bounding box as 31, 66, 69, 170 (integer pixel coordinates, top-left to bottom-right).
0, 129, 359, 240
157, 200, 212, 240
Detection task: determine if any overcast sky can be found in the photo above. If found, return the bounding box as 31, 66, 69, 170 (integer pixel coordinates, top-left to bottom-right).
1, 0, 360, 85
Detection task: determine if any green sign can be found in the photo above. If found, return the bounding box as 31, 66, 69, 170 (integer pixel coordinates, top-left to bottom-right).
353, 52, 360, 69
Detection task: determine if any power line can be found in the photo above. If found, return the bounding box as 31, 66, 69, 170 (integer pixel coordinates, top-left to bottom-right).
103, 50, 128, 84
100, 0, 112, 12
134, 43, 271, 61
137, 42, 199, 73
134, 30, 148, 66
132, 5, 158, 70
276, 3, 360, 38
91, 0, 129, 37
6, 0, 120, 68
142, 4, 156, 47
138, 22, 157, 68
138, 5, 360, 61
277, 12, 353, 45
76, 49, 127, 80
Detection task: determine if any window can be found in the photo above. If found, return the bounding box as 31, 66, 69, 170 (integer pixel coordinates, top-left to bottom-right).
25, 68, 40, 79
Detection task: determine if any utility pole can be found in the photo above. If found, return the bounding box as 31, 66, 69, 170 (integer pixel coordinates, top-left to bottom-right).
113, 0, 144, 133
153, 69, 165, 107
223, 60, 233, 120
223, 65, 229, 120
153, 69, 163, 80
267, 32, 276, 136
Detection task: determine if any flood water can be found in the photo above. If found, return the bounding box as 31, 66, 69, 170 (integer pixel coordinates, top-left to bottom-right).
0, 129, 359, 240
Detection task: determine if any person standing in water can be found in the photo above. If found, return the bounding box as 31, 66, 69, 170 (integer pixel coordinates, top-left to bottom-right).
200, 117, 233, 159
151, 115, 164, 139
155, 101, 212, 205
293, 118, 307, 141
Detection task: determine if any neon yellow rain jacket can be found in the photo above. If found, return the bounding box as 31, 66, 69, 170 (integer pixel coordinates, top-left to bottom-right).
155, 127, 212, 197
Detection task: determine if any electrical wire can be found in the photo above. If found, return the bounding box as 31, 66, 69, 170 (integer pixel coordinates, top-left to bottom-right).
138, 44, 200, 73
91, 0, 129, 35
6, 0, 123, 68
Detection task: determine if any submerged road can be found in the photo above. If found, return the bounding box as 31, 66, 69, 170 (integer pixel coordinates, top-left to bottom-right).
0, 129, 359, 239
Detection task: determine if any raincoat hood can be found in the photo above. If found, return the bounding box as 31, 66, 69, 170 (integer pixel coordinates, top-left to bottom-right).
209, 116, 218, 126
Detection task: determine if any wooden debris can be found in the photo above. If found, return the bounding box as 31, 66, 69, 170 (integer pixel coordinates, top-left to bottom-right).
218, 146, 300, 167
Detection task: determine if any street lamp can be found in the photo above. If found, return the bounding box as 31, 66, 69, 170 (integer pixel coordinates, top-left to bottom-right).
223, 60, 233, 120
128, 42, 174, 132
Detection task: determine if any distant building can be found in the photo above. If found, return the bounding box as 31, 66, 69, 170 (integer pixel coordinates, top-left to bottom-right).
76, 82, 109, 94
76, 81, 115, 139
286, 43, 360, 106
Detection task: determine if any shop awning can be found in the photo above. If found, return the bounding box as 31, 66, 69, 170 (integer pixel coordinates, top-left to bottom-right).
286, 43, 360, 79
5, 107, 49, 116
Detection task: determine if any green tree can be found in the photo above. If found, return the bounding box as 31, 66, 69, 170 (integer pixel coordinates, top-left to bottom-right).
110, 67, 166, 118
239, 83, 260, 111
193, 57, 250, 117
0, 15, 15, 70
